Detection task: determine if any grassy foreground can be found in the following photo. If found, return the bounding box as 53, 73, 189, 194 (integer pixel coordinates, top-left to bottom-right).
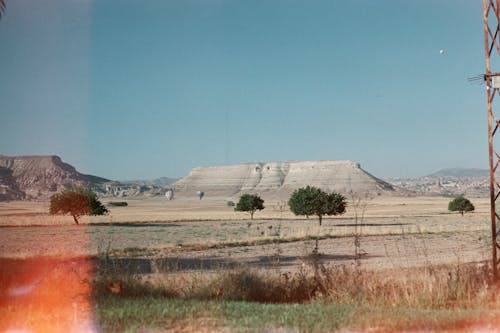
96, 297, 352, 332
95, 296, 500, 332
92, 259, 500, 332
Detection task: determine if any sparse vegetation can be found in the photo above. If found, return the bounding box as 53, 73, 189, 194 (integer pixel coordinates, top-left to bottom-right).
49, 186, 108, 224
448, 196, 475, 216
235, 194, 265, 220
349, 191, 373, 266
274, 200, 288, 219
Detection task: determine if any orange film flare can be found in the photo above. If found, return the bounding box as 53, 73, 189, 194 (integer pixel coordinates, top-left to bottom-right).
0, 257, 98, 333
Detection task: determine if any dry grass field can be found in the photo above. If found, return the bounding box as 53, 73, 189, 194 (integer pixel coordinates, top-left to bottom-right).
0, 195, 492, 270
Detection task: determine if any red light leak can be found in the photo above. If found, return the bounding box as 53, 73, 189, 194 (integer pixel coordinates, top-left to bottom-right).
0, 256, 97, 333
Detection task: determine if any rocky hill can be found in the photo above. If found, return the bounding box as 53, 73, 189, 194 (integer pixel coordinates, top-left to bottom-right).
172, 160, 397, 199
0, 155, 179, 201
0, 155, 109, 200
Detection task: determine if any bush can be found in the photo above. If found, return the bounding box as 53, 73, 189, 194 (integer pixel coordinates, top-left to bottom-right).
218, 269, 268, 301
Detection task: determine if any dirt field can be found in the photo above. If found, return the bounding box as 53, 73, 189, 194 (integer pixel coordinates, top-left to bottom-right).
0, 196, 493, 272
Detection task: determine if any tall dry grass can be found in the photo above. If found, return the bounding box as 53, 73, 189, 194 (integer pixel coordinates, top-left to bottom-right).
93, 254, 499, 309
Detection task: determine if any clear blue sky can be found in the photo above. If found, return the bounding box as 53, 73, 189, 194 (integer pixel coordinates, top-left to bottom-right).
0, 0, 487, 180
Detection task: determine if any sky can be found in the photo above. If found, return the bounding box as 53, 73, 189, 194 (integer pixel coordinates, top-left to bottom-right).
0, 0, 489, 180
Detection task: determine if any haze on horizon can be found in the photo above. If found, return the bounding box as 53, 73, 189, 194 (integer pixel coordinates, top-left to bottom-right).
0, 0, 487, 181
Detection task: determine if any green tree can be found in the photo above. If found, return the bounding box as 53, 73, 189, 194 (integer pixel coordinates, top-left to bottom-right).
448, 196, 475, 216
288, 186, 347, 251
289, 186, 346, 225
235, 194, 265, 220
49, 187, 108, 224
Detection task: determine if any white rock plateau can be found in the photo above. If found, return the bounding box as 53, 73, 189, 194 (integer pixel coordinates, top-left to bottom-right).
172, 160, 395, 199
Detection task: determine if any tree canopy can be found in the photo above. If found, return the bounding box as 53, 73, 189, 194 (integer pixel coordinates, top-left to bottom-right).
288, 186, 347, 253
288, 186, 346, 225
235, 194, 265, 220
448, 196, 475, 216
49, 187, 108, 224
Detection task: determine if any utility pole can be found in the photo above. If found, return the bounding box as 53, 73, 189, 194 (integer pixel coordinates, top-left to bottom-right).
483, 0, 500, 279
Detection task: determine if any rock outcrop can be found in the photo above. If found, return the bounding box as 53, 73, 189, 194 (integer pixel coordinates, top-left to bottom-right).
0, 155, 109, 200
173, 160, 395, 199
0, 166, 25, 201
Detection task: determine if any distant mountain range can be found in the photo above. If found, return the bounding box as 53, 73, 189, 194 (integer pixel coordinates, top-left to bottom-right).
425, 168, 489, 178
119, 177, 178, 187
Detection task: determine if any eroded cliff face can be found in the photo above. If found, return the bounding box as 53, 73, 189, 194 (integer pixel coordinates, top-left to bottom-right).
0, 155, 108, 200
0, 166, 24, 201
173, 160, 394, 199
